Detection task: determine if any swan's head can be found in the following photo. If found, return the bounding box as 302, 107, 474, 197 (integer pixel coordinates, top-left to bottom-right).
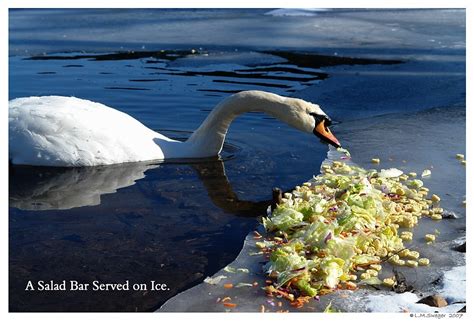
283, 97, 341, 148
206, 90, 341, 150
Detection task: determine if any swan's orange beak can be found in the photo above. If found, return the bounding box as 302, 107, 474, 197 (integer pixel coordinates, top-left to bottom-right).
313, 119, 340, 148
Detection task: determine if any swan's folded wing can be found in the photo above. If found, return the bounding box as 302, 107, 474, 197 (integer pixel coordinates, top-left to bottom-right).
9, 96, 167, 166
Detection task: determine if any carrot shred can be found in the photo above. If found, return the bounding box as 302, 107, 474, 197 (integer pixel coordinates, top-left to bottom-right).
223, 283, 233, 289
274, 289, 294, 301
290, 295, 311, 308
223, 302, 237, 308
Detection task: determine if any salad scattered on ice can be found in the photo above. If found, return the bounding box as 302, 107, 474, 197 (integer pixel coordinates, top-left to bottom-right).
260, 155, 445, 307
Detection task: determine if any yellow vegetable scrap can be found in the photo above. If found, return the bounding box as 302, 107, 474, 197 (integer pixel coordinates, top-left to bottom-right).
382, 278, 395, 287
421, 169, 431, 177
406, 260, 418, 267
398, 249, 410, 257
455, 154, 466, 166
366, 269, 378, 277
369, 264, 382, 271
399, 174, 409, 181
400, 232, 413, 242
371, 158, 380, 164
431, 214, 442, 220
425, 234, 436, 242
401, 250, 419, 260
431, 194, 441, 203
418, 258, 430, 266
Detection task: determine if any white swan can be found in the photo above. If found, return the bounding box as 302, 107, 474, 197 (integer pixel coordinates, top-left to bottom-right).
9, 90, 340, 167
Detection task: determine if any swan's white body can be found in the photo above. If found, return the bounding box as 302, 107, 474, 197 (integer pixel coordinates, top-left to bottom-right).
9, 91, 330, 167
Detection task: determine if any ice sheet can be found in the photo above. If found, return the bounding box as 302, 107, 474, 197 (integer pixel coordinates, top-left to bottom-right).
9, 9, 465, 58
441, 266, 466, 304
364, 292, 464, 313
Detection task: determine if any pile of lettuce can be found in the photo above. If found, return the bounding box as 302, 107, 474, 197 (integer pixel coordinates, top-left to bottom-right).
261, 158, 440, 300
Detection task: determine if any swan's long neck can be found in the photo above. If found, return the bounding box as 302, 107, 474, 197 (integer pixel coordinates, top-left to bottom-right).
185, 91, 289, 157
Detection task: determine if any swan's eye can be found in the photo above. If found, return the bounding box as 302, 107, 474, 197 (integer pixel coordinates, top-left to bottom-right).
309, 112, 321, 120
309, 112, 332, 127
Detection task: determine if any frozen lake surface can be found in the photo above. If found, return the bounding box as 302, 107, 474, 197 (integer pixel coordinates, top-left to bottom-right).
9, 8, 465, 312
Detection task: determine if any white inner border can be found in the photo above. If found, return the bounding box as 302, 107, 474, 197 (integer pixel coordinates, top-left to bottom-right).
2, 1, 471, 321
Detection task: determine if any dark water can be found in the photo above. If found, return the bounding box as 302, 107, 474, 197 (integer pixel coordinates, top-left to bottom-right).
9, 8, 465, 312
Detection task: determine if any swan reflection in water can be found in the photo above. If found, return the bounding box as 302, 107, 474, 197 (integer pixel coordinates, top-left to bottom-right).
10, 162, 159, 210
9, 158, 272, 216
9, 156, 280, 311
